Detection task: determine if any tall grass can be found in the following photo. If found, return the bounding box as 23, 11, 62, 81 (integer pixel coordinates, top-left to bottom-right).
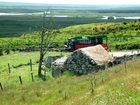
0, 58, 140, 105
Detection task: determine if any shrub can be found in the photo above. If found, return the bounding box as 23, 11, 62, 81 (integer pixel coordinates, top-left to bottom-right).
0, 48, 3, 56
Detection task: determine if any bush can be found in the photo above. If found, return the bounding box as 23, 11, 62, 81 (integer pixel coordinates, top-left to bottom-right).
0, 48, 3, 56
4, 49, 10, 55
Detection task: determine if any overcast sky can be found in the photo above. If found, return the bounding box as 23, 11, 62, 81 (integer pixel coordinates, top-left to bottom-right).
0, 0, 140, 5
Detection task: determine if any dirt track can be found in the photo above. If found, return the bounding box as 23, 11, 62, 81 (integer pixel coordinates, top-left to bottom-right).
110, 50, 140, 58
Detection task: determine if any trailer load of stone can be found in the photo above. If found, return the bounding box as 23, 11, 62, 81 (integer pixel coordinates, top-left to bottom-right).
64, 45, 114, 74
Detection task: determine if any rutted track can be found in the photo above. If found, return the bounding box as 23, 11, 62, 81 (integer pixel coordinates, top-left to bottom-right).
110, 50, 140, 65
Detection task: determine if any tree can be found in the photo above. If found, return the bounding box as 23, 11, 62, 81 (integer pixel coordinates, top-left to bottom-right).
0, 48, 3, 56
38, 11, 56, 78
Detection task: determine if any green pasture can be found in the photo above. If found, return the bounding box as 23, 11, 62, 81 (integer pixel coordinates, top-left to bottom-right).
0, 52, 140, 105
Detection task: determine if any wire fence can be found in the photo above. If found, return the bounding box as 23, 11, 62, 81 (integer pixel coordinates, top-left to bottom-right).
0, 59, 44, 91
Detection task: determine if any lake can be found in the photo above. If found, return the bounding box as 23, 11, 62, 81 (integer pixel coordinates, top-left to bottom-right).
0, 12, 70, 17
101, 16, 140, 20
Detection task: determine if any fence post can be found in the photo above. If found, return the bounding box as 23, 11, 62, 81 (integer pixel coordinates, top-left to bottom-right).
31, 73, 34, 82
19, 76, 23, 85
123, 55, 127, 73
124, 61, 127, 73
0, 82, 3, 91
90, 79, 94, 94
30, 59, 32, 71
8, 63, 11, 73
43, 69, 47, 81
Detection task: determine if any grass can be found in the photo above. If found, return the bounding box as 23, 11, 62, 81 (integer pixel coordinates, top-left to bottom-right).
0, 51, 70, 87
0, 51, 39, 71
53, 21, 140, 50
0, 51, 140, 105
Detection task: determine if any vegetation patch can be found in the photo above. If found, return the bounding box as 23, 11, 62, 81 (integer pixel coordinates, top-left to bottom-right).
0, 21, 140, 52
0, 58, 140, 105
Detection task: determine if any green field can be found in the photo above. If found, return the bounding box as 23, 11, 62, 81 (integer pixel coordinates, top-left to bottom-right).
0, 51, 140, 105
0, 51, 70, 86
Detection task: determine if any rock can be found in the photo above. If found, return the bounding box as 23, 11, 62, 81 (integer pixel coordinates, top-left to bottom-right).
44, 55, 62, 68
51, 56, 68, 77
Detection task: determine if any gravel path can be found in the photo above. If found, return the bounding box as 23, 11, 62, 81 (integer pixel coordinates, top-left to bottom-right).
110, 50, 140, 58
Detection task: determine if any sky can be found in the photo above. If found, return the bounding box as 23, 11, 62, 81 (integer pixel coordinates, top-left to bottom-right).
0, 0, 140, 5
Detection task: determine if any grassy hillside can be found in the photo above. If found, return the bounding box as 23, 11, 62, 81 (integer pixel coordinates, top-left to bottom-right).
0, 56, 140, 105
56, 21, 140, 50
0, 20, 140, 52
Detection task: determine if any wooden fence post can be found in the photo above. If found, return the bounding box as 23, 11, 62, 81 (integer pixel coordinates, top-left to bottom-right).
30, 59, 32, 71
19, 76, 23, 85
90, 79, 94, 94
124, 61, 127, 73
124, 56, 127, 73
0, 82, 3, 91
8, 63, 11, 73
31, 73, 34, 82
43, 70, 47, 81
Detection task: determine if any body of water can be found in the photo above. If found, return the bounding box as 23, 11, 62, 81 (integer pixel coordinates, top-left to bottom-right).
0, 12, 70, 17
101, 16, 140, 20
0, 12, 43, 16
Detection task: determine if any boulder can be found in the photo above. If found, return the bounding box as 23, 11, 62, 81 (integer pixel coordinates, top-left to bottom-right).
51, 56, 68, 77
44, 55, 62, 68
